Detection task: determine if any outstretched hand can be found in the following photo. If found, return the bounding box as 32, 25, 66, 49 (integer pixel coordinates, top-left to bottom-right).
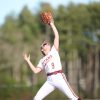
23, 53, 30, 61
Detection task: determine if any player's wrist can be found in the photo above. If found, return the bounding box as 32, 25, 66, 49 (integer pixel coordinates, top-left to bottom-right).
49, 22, 54, 27
26, 59, 30, 63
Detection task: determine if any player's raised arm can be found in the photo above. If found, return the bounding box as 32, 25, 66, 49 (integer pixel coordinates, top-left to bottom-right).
50, 22, 59, 51
40, 12, 59, 50
23, 53, 41, 74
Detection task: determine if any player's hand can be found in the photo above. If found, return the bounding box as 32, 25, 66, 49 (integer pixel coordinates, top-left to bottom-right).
49, 21, 54, 26
23, 53, 30, 62
50, 18, 54, 24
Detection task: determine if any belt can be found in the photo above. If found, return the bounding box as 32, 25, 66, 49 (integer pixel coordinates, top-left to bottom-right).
47, 70, 62, 76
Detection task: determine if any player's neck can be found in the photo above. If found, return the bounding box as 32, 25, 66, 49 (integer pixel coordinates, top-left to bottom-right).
45, 50, 50, 56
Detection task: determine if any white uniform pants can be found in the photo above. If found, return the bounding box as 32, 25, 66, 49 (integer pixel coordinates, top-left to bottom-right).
34, 73, 79, 100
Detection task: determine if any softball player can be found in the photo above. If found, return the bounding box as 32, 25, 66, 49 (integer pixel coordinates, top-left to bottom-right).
24, 21, 81, 100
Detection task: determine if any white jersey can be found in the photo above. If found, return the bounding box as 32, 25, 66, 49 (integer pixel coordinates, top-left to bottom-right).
37, 46, 62, 74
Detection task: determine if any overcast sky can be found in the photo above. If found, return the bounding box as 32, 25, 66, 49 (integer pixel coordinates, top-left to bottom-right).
0, 0, 100, 25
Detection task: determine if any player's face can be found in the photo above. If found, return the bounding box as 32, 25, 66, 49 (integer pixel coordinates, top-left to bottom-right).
41, 42, 51, 55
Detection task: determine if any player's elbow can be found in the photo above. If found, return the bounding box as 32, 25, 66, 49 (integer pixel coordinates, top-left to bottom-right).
34, 68, 41, 74
34, 71, 39, 74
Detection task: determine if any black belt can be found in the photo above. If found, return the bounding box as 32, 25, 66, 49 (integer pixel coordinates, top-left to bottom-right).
47, 70, 62, 76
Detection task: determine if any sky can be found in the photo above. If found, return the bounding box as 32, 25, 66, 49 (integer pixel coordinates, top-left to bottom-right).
0, 0, 100, 25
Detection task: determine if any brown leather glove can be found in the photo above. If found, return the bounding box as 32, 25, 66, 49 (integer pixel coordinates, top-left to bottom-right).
40, 12, 53, 25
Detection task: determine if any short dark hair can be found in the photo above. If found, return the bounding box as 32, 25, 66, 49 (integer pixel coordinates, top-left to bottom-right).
41, 51, 45, 56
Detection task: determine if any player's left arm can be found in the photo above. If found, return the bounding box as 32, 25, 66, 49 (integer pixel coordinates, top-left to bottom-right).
50, 22, 59, 51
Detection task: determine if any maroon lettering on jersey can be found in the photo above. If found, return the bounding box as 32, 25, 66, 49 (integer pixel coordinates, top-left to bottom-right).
42, 55, 52, 67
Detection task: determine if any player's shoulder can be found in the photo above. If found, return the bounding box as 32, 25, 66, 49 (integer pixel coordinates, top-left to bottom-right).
41, 55, 47, 61
51, 45, 58, 53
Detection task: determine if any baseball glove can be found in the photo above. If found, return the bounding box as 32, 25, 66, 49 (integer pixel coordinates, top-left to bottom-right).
40, 12, 53, 25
